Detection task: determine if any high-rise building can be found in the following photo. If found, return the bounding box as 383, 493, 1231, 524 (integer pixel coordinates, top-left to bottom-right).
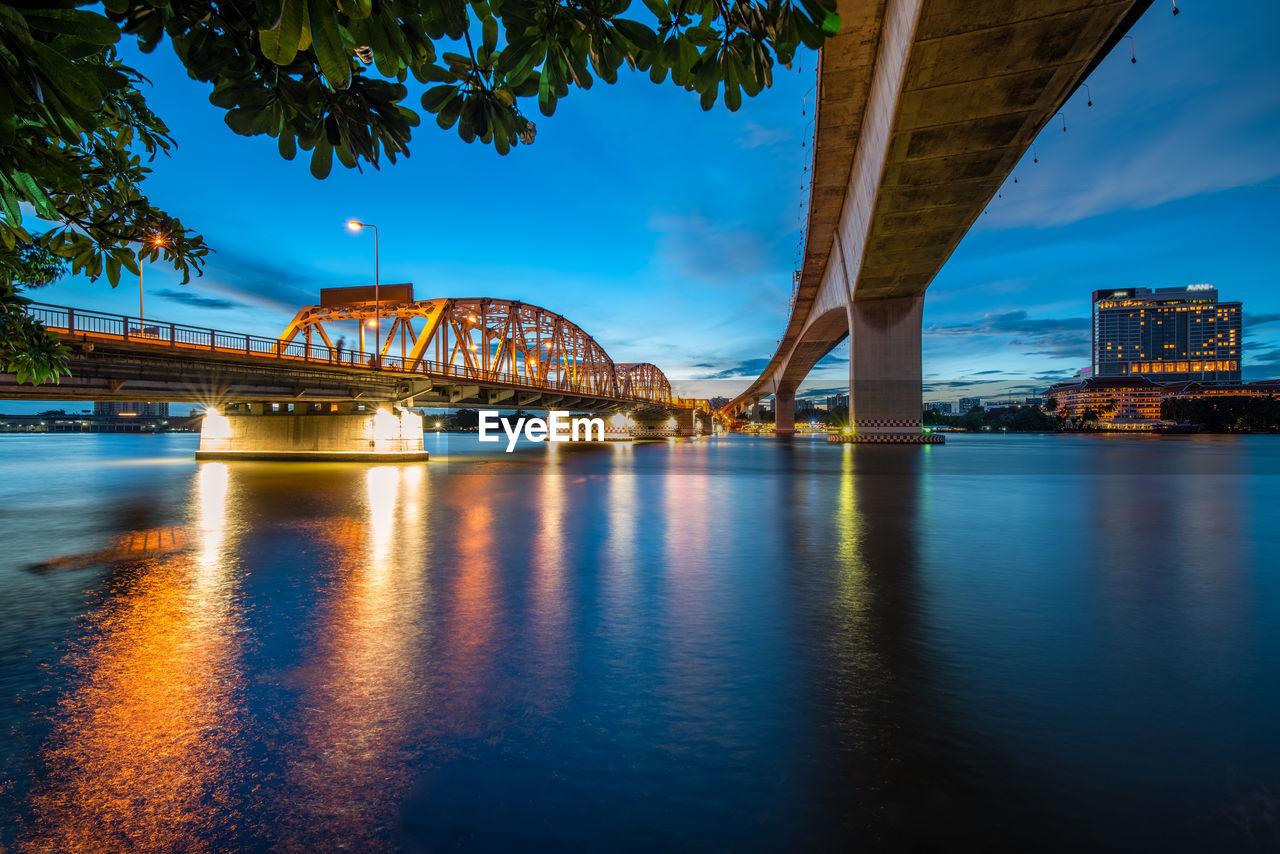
94, 401, 169, 417
825, 393, 849, 410
924, 401, 953, 414
1093, 285, 1241, 383
796, 398, 815, 414
958, 397, 981, 413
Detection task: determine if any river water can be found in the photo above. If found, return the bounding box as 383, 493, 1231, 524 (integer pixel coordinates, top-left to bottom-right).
0, 432, 1277, 852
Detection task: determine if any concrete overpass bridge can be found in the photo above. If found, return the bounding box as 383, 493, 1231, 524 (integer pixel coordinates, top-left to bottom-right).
3, 296, 715, 458
726, 0, 1154, 442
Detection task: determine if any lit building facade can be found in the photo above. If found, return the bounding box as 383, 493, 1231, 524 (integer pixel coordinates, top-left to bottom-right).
925, 401, 953, 414
94, 401, 170, 417
1093, 285, 1241, 383
825, 394, 849, 410
958, 397, 981, 413
1043, 377, 1165, 421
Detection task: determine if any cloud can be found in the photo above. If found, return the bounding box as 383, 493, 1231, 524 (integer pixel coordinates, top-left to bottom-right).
650, 212, 787, 287
192, 247, 332, 314
1252, 349, 1280, 365
154, 288, 249, 310
984, 73, 1280, 228
926, 310, 1090, 362
1031, 370, 1080, 381
971, 370, 1004, 375
737, 121, 791, 149
797, 385, 848, 399
926, 310, 1089, 339
1246, 312, 1280, 327
694, 357, 773, 379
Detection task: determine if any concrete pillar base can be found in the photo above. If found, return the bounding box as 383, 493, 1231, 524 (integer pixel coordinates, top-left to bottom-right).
196, 409, 428, 461
828, 432, 944, 444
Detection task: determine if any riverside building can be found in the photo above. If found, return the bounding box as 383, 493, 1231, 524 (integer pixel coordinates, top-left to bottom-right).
1093, 285, 1241, 383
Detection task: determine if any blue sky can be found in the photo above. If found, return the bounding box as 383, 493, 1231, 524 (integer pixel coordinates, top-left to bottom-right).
10, 1, 1280, 414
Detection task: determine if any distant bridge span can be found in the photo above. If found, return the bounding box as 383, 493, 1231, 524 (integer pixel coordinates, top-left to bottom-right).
727, 0, 1154, 441
4, 299, 710, 419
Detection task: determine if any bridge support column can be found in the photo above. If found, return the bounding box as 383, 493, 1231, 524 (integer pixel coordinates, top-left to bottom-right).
673, 409, 698, 437
830, 295, 942, 445
196, 405, 429, 461
774, 390, 795, 436
628, 409, 699, 439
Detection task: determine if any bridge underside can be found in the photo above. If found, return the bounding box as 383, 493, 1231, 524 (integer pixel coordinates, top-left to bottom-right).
731, 0, 1152, 439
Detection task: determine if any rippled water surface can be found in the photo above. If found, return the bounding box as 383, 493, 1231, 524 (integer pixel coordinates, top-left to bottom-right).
1, 432, 1278, 852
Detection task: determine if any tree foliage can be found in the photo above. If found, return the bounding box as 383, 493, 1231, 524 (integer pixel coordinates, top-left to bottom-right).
0, 281, 70, 384
926, 404, 1063, 433
1162, 395, 1280, 432
104, 0, 840, 173
2, 0, 837, 384
1, 4, 209, 284
2, 1, 211, 383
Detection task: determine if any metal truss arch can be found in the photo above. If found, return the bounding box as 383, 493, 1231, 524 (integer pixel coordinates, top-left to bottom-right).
279, 296, 684, 407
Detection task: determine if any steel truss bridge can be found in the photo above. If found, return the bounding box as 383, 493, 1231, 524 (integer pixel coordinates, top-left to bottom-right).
4, 300, 710, 416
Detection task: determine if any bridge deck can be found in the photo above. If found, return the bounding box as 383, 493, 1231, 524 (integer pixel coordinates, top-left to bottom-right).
2, 304, 694, 413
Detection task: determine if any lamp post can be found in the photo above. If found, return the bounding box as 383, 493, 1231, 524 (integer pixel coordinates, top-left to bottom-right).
139, 234, 167, 327
347, 220, 379, 367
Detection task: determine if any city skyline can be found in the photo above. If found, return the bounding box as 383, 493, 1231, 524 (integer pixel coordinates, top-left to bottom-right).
6, 2, 1278, 415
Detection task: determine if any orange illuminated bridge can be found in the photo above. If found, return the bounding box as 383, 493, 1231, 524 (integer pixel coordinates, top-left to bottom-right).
7, 285, 713, 423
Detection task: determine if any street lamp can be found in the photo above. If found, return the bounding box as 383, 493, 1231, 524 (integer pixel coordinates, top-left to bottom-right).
347, 219, 379, 367
139, 233, 167, 326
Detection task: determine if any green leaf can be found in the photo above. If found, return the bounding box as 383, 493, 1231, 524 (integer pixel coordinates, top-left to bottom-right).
418, 63, 456, 83
338, 0, 373, 19
537, 63, 556, 116
640, 0, 669, 22
278, 132, 297, 160
310, 139, 334, 178
0, 5, 32, 46
0, 86, 13, 147
482, 16, 498, 55
308, 0, 351, 89
26, 40, 102, 115
613, 19, 657, 51
260, 0, 306, 65
799, 0, 842, 35
225, 106, 272, 135
421, 84, 456, 112
699, 82, 716, 111
24, 10, 121, 47
503, 43, 542, 86
436, 93, 465, 129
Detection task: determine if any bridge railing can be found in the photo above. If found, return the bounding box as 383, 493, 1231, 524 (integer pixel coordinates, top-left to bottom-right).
28, 302, 684, 408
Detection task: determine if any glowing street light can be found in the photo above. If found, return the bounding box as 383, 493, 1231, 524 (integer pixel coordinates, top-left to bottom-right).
347, 220, 380, 366
139, 233, 167, 325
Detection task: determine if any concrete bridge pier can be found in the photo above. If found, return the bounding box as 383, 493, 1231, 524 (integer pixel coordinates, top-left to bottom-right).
774, 390, 795, 437
196, 401, 429, 461
674, 409, 700, 437
832, 294, 941, 445
628, 409, 700, 439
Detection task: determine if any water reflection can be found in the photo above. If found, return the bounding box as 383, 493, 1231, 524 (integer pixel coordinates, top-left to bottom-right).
278, 465, 433, 850
21, 462, 246, 851
528, 456, 570, 708
4, 435, 1277, 852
